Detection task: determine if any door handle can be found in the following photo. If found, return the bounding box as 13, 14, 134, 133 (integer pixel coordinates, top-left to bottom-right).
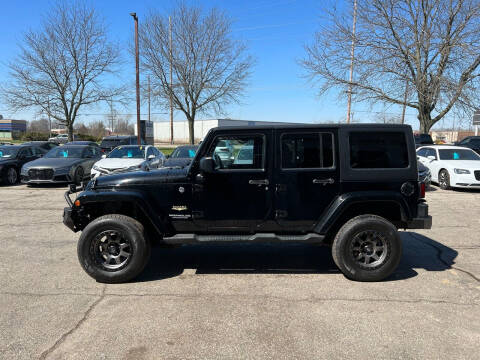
249, 179, 269, 185
313, 178, 334, 185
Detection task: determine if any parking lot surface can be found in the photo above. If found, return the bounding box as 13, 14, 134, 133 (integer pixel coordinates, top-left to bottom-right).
0, 184, 479, 359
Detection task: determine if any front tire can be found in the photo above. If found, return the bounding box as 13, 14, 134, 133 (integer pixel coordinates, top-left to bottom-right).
74, 167, 84, 185
3, 167, 18, 185
77, 214, 151, 283
438, 169, 451, 190
332, 215, 402, 282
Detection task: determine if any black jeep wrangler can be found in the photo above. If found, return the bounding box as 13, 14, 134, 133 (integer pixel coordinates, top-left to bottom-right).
64, 124, 431, 283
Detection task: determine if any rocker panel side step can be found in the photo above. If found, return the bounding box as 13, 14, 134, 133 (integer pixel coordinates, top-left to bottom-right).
163, 233, 325, 245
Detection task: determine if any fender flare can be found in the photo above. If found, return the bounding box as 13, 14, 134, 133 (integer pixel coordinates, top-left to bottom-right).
314, 191, 411, 234
77, 189, 171, 235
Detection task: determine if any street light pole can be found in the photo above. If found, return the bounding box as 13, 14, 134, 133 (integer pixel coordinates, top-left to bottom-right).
130, 12, 141, 145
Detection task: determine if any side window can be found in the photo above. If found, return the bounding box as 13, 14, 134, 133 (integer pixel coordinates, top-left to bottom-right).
32, 147, 45, 156
417, 148, 427, 157
19, 148, 33, 157
425, 148, 437, 159
350, 132, 409, 169
83, 147, 94, 158
146, 147, 154, 158
209, 135, 264, 170
281, 133, 334, 169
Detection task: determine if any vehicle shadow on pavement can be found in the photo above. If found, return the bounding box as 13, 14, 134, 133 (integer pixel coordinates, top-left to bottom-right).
136, 232, 457, 282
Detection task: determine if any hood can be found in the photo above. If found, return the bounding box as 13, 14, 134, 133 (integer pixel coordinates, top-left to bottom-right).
94, 166, 189, 188
95, 158, 145, 169
164, 157, 192, 168
441, 160, 480, 169
23, 157, 83, 169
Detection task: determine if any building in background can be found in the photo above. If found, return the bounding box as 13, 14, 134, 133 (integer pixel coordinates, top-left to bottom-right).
0, 118, 27, 140
148, 118, 296, 144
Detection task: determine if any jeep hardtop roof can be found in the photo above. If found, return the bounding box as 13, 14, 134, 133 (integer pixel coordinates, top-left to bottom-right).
212, 123, 412, 132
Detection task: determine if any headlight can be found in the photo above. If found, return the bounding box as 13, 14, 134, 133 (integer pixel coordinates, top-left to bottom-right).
93, 165, 100, 171
454, 168, 470, 174
127, 164, 142, 171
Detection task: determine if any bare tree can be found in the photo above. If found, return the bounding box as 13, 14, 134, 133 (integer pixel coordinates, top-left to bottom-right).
2, 1, 124, 141
301, 0, 480, 133
28, 118, 50, 133
140, 4, 254, 144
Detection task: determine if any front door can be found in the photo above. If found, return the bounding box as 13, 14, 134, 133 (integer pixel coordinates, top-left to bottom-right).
274, 129, 340, 231
192, 130, 273, 233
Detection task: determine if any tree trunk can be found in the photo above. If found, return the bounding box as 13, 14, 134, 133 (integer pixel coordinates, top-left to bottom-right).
68, 122, 74, 142
418, 105, 433, 134
187, 116, 195, 144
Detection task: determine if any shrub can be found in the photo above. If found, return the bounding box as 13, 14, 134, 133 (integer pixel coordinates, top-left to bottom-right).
21, 132, 50, 141
77, 133, 101, 142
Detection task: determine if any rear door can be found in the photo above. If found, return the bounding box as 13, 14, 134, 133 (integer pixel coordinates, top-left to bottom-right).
274, 129, 339, 231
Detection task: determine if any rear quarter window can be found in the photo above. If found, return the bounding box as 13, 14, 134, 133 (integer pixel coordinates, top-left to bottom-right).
349, 132, 409, 169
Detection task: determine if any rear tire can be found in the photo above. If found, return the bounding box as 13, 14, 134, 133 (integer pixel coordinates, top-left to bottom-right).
77, 214, 151, 283
438, 169, 451, 190
332, 215, 402, 282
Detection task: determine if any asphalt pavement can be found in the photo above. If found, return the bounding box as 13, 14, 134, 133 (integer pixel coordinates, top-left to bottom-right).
0, 184, 479, 359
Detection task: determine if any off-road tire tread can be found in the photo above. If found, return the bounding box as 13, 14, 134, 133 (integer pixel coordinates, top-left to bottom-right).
77, 214, 151, 283
332, 214, 402, 282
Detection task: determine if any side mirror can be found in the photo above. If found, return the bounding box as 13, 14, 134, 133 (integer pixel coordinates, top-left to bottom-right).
148, 154, 155, 160
199, 157, 214, 173
427, 155, 436, 161
166, 154, 170, 159
101, 154, 106, 159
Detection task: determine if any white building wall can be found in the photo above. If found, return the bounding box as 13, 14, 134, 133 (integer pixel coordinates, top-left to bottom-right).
152, 119, 298, 143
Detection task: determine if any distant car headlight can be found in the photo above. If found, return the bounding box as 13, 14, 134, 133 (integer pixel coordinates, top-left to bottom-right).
20, 166, 28, 175
454, 168, 470, 174
92, 165, 101, 171
55, 166, 72, 173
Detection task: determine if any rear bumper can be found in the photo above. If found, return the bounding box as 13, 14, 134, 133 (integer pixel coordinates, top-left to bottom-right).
406, 202, 432, 229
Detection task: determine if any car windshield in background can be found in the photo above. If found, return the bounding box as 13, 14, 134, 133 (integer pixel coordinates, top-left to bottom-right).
171, 147, 197, 158
101, 140, 125, 148
108, 147, 145, 159
415, 134, 433, 143
44, 147, 84, 158
0, 147, 19, 158
438, 149, 480, 161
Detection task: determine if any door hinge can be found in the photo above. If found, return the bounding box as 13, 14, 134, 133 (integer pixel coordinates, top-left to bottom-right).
275, 210, 288, 219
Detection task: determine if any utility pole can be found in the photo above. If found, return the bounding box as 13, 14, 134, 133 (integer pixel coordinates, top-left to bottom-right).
130, 12, 141, 145
109, 98, 114, 134
169, 15, 174, 144
148, 75, 151, 123
401, 80, 409, 124
346, 0, 357, 124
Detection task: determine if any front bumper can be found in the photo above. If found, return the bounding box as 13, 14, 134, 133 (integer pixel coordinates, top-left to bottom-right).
406, 202, 432, 229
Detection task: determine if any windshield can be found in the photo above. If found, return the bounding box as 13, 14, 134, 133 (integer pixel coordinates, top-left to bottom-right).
108, 146, 145, 159
44, 147, 84, 158
0, 147, 19, 158
171, 147, 197, 158
438, 149, 480, 161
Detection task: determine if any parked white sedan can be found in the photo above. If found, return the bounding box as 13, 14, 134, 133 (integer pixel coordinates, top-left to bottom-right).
91, 145, 165, 178
416, 145, 480, 190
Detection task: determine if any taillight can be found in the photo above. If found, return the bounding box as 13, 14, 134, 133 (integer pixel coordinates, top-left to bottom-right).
419, 182, 426, 198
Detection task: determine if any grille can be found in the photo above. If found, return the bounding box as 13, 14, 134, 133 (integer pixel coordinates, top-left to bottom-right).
28, 168, 54, 180
475, 170, 480, 181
